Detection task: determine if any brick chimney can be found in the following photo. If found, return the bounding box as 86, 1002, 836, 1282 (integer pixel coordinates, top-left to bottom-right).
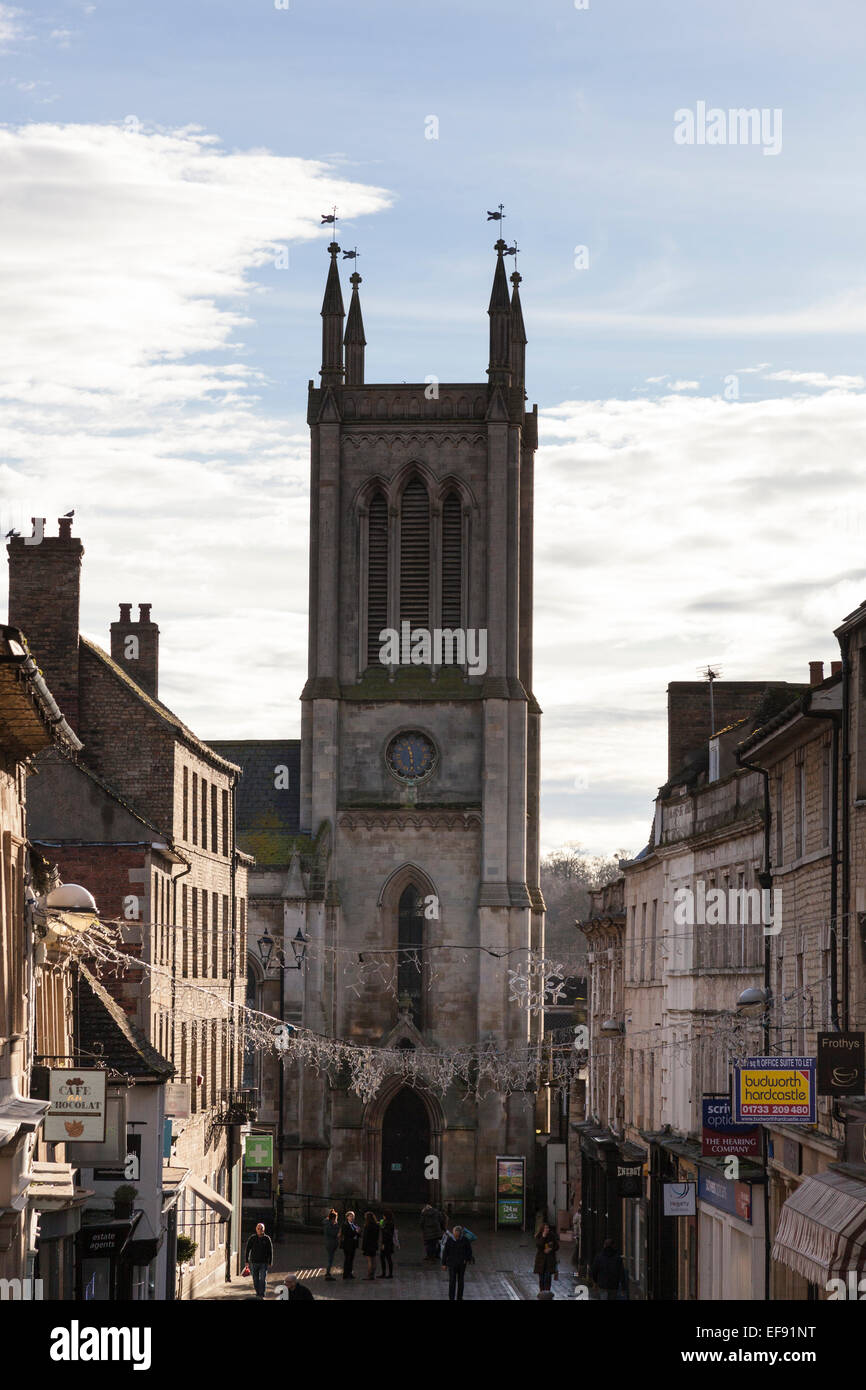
7, 517, 83, 729
831, 660, 842, 676
110, 602, 159, 699
809, 661, 824, 686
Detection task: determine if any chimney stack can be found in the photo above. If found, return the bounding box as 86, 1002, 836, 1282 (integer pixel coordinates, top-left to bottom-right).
110, 602, 159, 700
7, 517, 84, 730
831, 660, 842, 676
809, 661, 824, 686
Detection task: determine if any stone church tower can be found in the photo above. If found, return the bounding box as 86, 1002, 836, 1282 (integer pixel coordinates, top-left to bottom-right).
283, 239, 544, 1213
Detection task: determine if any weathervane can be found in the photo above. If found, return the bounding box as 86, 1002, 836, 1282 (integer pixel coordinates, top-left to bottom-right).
486, 206, 519, 267
321, 206, 339, 251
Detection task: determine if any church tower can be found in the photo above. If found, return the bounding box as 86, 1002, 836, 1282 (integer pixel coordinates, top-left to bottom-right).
287, 237, 544, 1213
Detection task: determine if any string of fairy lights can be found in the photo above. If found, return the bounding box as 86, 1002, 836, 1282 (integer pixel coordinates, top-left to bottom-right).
49, 916, 582, 1103
43, 899, 864, 1106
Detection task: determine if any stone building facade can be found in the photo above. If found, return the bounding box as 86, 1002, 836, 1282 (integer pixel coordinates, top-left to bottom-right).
7, 525, 248, 1298
224, 242, 545, 1217
0, 625, 81, 1296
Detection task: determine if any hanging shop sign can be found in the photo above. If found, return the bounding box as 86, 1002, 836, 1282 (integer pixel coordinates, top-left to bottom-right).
44, 1069, 106, 1143
494, 1155, 526, 1229
701, 1095, 761, 1159
732, 1056, 816, 1124
244, 1134, 274, 1171
697, 1169, 753, 1224
663, 1181, 696, 1216
164, 1083, 191, 1119
817, 1033, 865, 1097
616, 1160, 644, 1197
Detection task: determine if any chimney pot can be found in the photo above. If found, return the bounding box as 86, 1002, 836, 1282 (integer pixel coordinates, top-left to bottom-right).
831, 660, 842, 676
110, 601, 159, 699
58, 517, 72, 540
809, 661, 824, 686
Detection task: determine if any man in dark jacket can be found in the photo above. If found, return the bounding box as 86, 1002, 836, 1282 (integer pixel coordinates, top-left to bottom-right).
420, 1203, 445, 1262
590, 1238, 626, 1300
284, 1273, 314, 1301
441, 1224, 474, 1301
244, 1223, 274, 1300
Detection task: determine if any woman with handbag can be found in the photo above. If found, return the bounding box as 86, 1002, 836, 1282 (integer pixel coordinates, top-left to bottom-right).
534, 1221, 560, 1294
379, 1209, 397, 1279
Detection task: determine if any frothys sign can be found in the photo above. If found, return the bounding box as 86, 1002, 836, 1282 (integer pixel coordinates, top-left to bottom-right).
44, 1069, 106, 1142
732, 1056, 816, 1124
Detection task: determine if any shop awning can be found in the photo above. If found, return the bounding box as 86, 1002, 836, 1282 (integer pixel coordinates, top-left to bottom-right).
772, 1171, 866, 1284
161, 1166, 189, 1213
186, 1172, 232, 1221
0, 1091, 50, 1147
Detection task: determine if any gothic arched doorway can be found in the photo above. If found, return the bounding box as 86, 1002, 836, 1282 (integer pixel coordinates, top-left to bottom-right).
381, 1088, 430, 1205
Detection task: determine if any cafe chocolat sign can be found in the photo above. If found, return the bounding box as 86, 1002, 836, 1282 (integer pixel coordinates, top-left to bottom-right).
817, 1032, 865, 1097
44, 1069, 106, 1143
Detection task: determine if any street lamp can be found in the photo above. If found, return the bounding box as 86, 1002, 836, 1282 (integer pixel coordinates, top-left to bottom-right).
256, 929, 275, 972
289, 927, 309, 970
736, 986, 772, 1014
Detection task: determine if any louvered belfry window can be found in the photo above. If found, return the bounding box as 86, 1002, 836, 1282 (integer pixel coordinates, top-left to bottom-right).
441, 490, 462, 645
399, 478, 430, 632
366, 490, 388, 666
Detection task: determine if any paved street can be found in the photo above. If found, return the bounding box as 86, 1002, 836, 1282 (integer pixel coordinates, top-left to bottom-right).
198, 1224, 584, 1301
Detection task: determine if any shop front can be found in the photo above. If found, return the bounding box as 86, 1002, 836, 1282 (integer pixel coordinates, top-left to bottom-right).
696, 1164, 765, 1299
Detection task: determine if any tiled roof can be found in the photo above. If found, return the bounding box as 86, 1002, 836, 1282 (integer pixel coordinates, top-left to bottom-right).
74, 962, 174, 1081
80, 638, 241, 775
207, 740, 301, 867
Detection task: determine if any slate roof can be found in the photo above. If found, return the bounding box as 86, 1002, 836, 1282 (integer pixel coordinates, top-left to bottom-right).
74, 962, 174, 1081
207, 739, 301, 867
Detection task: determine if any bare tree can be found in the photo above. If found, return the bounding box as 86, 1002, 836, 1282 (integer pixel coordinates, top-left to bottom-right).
541, 843, 628, 975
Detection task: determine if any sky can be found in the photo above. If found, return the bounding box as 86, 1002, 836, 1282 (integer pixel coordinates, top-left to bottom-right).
1, 0, 865, 857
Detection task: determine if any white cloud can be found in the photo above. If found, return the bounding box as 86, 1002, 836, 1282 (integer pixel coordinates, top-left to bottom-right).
0, 121, 390, 741
535, 388, 866, 854
765, 369, 865, 391
668, 379, 699, 391
0, 3, 26, 50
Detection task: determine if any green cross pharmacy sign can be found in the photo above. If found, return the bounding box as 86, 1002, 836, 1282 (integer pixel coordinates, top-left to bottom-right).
244, 1135, 274, 1170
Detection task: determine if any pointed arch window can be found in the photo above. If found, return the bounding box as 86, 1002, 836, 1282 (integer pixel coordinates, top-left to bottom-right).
366, 490, 389, 666
397, 884, 425, 1028
399, 478, 430, 633
441, 490, 462, 645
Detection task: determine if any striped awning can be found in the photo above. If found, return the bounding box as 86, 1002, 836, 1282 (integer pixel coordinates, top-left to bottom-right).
772, 1171, 866, 1285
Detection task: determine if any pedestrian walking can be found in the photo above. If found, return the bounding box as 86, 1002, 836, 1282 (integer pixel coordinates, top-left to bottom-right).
590, 1237, 627, 1300
441, 1223, 474, 1301
323, 1208, 340, 1281
379, 1209, 397, 1279
534, 1221, 560, 1294
420, 1202, 445, 1262
361, 1210, 380, 1279
340, 1210, 360, 1280
243, 1222, 274, 1300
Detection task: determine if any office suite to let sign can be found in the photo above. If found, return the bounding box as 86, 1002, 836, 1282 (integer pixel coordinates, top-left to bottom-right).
732, 1057, 816, 1124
